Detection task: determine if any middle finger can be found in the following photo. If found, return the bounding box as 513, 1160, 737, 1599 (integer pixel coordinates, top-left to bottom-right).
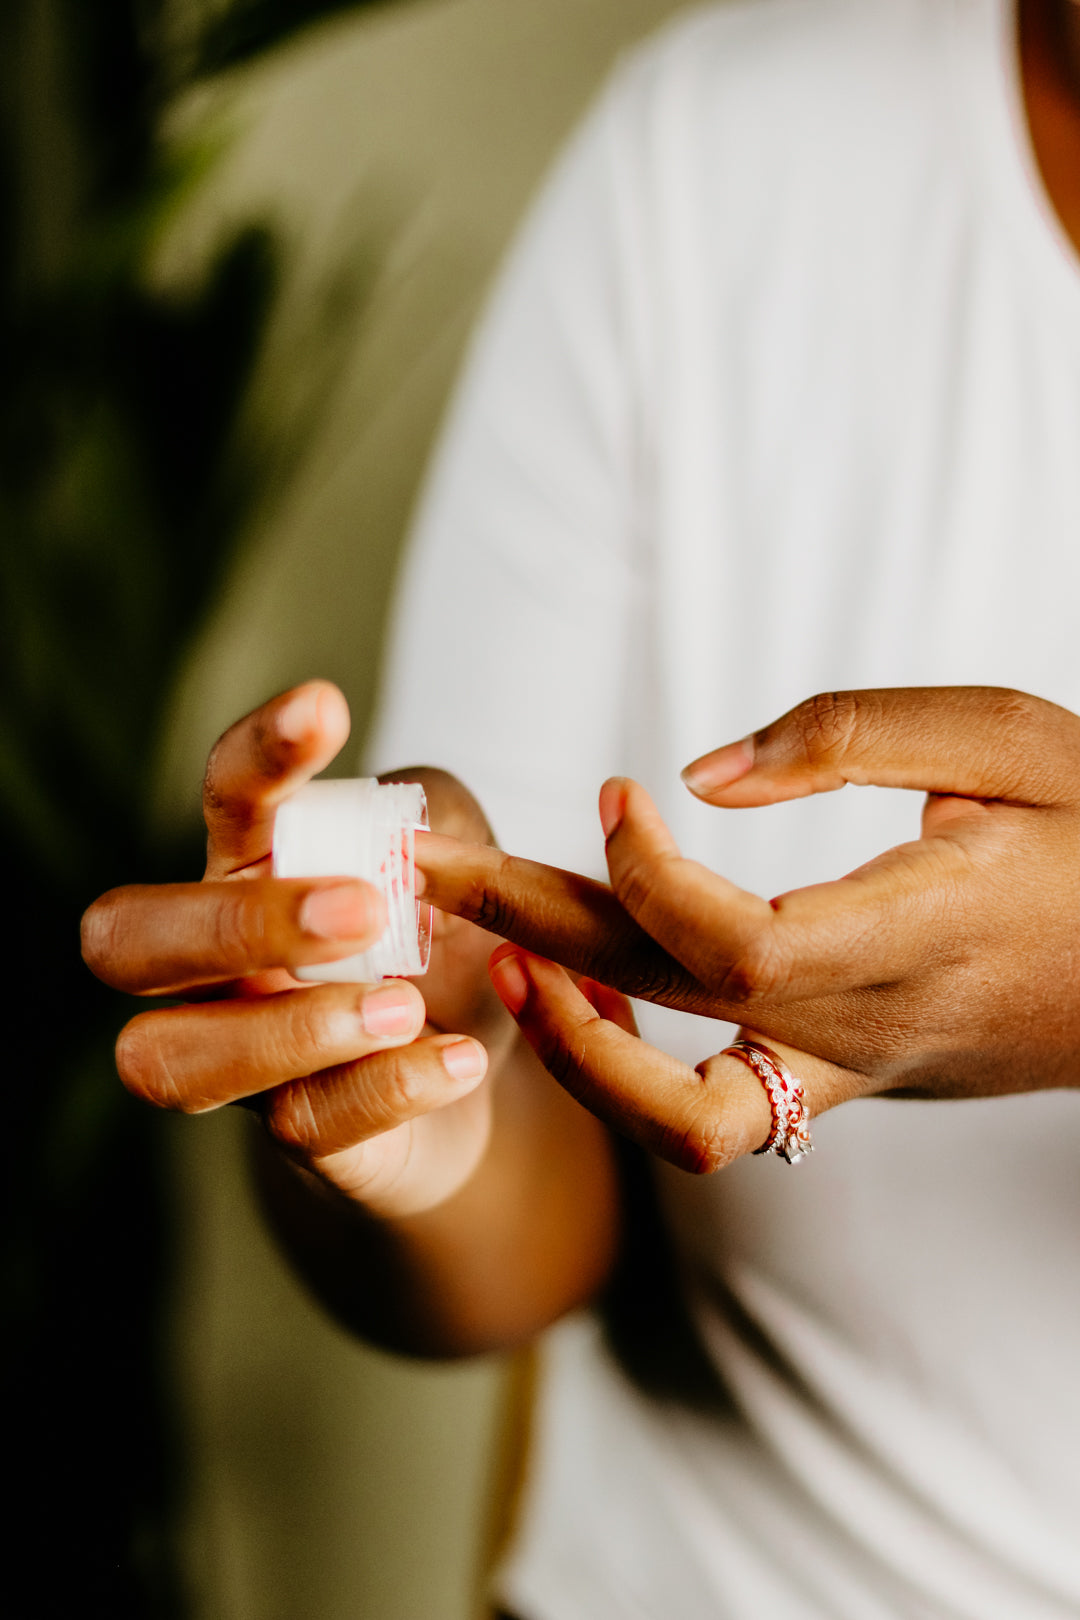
601, 779, 960, 1005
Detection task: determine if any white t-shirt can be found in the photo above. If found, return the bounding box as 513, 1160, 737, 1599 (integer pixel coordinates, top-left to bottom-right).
370, 1, 1080, 1614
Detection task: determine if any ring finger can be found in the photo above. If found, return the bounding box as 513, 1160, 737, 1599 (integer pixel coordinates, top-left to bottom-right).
116, 978, 429, 1113
489, 946, 864, 1171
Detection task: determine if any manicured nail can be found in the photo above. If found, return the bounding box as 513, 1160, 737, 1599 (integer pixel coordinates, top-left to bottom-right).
599, 778, 628, 840
276, 686, 323, 744
300, 882, 378, 940
681, 737, 755, 797
441, 1039, 487, 1082
490, 950, 529, 1015
361, 985, 421, 1038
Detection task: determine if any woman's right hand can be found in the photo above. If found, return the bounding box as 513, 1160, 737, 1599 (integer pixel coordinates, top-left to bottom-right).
80, 681, 501, 1220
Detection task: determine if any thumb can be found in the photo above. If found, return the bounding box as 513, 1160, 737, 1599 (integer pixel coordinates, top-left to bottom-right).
680, 687, 1080, 810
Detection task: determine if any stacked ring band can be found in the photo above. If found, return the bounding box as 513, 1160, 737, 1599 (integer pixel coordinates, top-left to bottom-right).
722, 1039, 814, 1165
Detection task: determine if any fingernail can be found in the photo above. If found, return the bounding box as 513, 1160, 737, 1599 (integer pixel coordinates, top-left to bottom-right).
681, 737, 755, 797
300, 882, 378, 940
276, 686, 322, 744
599, 778, 628, 840
441, 1039, 487, 1082
361, 985, 421, 1037
490, 950, 529, 1015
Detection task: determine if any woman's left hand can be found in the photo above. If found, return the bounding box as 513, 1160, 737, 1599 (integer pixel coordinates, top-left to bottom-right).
416, 687, 1080, 1171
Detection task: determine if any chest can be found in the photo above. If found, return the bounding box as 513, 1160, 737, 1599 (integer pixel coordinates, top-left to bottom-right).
628, 206, 1080, 879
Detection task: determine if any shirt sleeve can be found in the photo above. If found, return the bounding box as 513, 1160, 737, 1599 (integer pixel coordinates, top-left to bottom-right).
365, 70, 649, 879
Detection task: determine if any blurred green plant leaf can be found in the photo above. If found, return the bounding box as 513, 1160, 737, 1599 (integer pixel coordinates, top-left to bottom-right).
0, 1, 388, 1610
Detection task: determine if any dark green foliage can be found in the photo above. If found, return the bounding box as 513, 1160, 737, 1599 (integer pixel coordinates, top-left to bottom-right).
1, 219, 276, 880
0, 0, 377, 1611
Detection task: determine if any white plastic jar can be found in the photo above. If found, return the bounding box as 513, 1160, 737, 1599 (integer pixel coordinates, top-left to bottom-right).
273, 778, 431, 982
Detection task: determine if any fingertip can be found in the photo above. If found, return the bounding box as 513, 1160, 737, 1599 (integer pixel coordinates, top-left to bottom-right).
275, 681, 350, 749
599, 778, 630, 840
315, 681, 352, 747
274, 683, 324, 745
299, 879, 385, 943
360, 980, 426, 1039
489, 946, 530, 1015
440, 1038, 488, 1083
681, 737, 755, 800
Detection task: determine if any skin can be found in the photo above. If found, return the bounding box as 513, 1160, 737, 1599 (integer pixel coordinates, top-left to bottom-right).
1024, 0, 1080, 248
420, 686, 1080, 1175
82, 1, 1080, 1357
83, 682, 617, 1355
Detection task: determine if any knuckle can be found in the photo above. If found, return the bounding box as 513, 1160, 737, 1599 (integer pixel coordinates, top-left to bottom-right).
536, 1031, 578, 1092
202, 725, 268, 829
665, 1106, 732, 1176
971, 688, 1072, 805
279, 991, 344, 1074
353, 1047, 429, 1130
201, 739, 231, 819
535, 1018, 592, 1102
265, 1080, 322, 1155
989, 687, 1041, 730
470, 885, 513, 936
793, 690, 863, 766
718, 930, 791, 1005
376, 1049, 429, 1118
598, 937, 682, 1006
210, 885, 265, 968
984, 688, 1046, 757
461, 851, 519, 936
266, 1044, 435, 1160
612, 850, 674, 925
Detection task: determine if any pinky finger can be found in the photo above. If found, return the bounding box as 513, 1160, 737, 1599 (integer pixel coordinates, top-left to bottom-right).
263, 1032, 488, 1161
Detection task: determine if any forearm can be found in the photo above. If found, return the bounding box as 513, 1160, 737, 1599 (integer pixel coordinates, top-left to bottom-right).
251, 1035, 621, 1358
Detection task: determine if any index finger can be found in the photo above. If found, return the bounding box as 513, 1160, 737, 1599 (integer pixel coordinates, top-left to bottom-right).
81, 876, 384, 995
681, 687, 1080, 809
203, 681, 351, 877
415, 832, 715, 1015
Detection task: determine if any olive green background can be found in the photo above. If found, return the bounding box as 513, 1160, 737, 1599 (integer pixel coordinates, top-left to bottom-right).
3, 2, 689, 1614
156, 2, 691, 1615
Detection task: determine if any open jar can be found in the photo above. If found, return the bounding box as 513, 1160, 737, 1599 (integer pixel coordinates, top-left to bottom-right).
273, 778, 431, 981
